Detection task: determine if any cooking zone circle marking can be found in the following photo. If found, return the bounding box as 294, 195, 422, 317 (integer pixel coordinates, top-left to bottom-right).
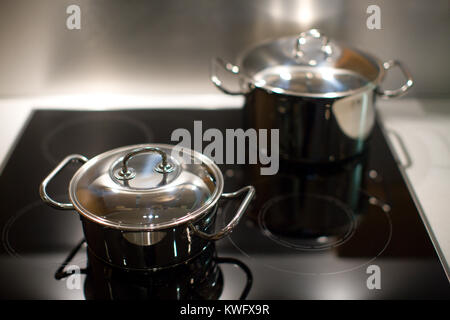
259, 193, 356, 251
1, 199, 86, 267
41, 114, 154, 165
224, 190, 393, 275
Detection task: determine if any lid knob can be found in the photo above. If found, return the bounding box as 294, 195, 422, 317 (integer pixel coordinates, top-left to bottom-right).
294, 29, 333, 65
115, 147, 175, 181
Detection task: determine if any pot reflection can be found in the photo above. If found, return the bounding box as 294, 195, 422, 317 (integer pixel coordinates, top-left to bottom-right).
230, 152, 382, 253
84, 243, 223, 300
244, 151, 371, 221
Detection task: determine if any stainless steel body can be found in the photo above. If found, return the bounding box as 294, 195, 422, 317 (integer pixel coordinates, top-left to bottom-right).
39, 144, 255, 270
212, 29, 413, 163
80, 205, 218, 270
244, 88, 376, 163
82, 241, 224, 300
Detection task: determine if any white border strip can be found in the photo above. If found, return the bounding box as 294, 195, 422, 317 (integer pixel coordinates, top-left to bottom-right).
0, 94, 245, 110
378, 114, 450, 281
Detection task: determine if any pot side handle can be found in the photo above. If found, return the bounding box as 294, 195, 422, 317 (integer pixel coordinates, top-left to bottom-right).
190, 185, 255, 241
377, 60, 414, 99
39, 154, 88, 210
210, 57, 246, 96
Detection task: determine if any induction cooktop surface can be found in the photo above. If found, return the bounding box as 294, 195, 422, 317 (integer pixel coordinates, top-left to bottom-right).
0, 108, 448, 299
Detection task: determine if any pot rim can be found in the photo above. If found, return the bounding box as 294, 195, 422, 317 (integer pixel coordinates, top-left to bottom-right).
68, 143, 225, 232
235, 35, 385, 99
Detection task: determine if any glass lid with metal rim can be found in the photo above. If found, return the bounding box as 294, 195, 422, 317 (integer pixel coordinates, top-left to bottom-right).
238, 29, 384, 98
68, 144, 224, 230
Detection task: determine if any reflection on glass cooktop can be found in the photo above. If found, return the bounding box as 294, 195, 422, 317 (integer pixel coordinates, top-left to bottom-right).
0, 109, 448, 300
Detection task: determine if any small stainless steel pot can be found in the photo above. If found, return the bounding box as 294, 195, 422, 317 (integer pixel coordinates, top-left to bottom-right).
212, 29, 413, 163
40, 144, 255, 270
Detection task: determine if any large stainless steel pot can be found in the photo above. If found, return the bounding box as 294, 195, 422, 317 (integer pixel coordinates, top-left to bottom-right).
39, 144, 255, 270
212, 29, 413, 163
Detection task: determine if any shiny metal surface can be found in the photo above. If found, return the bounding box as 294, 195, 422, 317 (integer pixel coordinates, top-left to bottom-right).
80, 183, 254, 269
190, 185, 256, 240
39, 142, 255, 269
214, 30, 412, 162
244, 87, 376, 163
115, 146, 175, 180
80, 207, 217, 270
67, 144, 223, 230
295, 29, 332, 62
377, 60, 414, 99
251, 65, 374, 98
214, 29, 413, 98
122, 230, 167, 246
211, 58, 245, 96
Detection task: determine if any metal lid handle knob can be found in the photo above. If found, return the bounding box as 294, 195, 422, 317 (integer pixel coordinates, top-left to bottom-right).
295, 29, 333, 65
115, 147, 174, 181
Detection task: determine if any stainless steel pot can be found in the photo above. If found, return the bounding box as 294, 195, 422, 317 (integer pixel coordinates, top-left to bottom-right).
39, 144, 255, 270
212, 29, 414, 163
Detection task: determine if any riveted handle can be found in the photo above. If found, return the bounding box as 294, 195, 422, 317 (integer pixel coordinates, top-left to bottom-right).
377, 60, 414, 99
115, 147, 174, 181
40, 154, 88, 210
211, 57, 246, 96
189, 185, 255, 241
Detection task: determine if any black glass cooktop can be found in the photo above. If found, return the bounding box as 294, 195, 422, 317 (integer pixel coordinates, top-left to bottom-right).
0, 109, 448, 300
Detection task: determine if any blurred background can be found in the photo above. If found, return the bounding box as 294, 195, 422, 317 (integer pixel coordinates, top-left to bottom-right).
0, 0, 448, 99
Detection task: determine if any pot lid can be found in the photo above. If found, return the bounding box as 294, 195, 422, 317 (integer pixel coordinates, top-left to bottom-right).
239, 29, 383, 98
68, 144, 223, 231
